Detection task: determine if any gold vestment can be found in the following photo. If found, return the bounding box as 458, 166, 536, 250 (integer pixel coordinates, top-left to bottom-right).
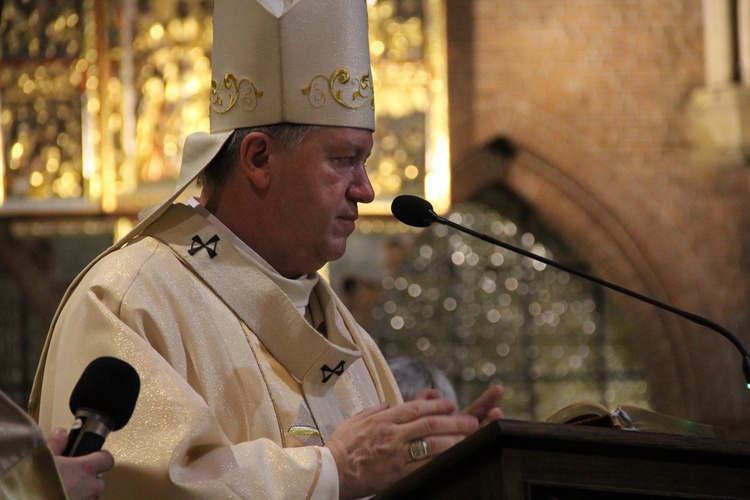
30, 204, 401, 498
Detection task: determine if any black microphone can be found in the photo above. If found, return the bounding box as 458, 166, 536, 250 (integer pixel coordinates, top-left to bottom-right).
391, 194, 750, 390
63, 356, 141, 457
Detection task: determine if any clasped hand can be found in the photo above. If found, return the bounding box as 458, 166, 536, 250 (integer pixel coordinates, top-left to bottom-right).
327, 385, 503, 499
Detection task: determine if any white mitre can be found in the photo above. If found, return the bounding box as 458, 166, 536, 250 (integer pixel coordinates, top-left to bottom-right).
211, 0, 374, 132
256, 0, 301, 17
117, 0, 374, 245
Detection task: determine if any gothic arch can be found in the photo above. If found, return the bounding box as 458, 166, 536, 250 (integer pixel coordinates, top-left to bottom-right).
450, 97, 737, 421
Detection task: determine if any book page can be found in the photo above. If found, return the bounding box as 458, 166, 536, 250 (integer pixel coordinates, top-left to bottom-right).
618, 405, 727, 439
544, 400, 611, 425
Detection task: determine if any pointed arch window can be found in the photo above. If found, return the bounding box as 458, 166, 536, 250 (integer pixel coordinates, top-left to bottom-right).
367, 185, 651, 420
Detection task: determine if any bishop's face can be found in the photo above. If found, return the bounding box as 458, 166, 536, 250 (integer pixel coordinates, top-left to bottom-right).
263, 126, 374, 278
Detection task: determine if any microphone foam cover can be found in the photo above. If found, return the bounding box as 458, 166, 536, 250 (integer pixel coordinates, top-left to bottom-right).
69, 357, 140, 430
391, 195, 436, 228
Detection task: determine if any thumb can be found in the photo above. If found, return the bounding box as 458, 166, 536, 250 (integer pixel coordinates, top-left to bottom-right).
79, 449, 116, 476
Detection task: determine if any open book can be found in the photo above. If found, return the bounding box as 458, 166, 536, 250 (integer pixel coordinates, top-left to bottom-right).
544, 401, 727, 439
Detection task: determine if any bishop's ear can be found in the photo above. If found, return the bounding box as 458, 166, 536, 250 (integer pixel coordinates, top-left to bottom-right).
240, 132, 272, 189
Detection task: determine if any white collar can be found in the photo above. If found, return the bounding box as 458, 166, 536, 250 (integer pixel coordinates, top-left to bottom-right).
184, 198, 318, 316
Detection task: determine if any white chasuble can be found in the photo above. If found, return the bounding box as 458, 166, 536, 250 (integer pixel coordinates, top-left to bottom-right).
29, 204, 402, 499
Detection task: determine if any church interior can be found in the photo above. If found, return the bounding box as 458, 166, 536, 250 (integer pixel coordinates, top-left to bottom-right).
2, 0, 750, 440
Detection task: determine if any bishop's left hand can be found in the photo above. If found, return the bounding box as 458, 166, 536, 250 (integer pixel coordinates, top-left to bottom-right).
416, 384, 504, 427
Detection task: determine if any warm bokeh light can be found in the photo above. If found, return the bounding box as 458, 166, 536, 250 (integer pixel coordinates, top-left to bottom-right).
368, 199, 650, 420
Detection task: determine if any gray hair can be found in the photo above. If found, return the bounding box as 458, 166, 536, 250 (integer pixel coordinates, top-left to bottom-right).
387, 356, 458, 408
197, 123, 320, 189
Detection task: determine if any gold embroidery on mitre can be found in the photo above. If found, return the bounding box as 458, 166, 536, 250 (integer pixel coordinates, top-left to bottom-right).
302, 68, 374, 111
210, 72, 264, 114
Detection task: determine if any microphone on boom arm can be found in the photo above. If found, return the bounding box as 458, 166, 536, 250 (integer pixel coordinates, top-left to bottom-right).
391, 194, 750, 390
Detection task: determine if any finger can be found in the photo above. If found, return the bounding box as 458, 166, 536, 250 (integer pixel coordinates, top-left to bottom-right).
350, 402, 390, 421
401, 434, 467, 465
80, 450, 115, 477
399, 413, 478, 443
412, 388, 441, 401
484, 407, 504, 422
386, 398, 456, 425
45, 428, 68, 455
460, 385, 504, 420
91, 450, 115, 475
89, 477, 106, 499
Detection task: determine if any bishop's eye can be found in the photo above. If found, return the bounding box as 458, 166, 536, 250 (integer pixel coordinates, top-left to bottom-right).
333, 157, 360, 168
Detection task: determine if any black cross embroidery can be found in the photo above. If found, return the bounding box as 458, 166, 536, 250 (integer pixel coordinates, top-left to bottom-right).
321, 360, 346, 383
188, 234, 220, 258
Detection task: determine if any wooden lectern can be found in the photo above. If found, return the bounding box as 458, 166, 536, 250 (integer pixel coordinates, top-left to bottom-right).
375, 419, 750, 499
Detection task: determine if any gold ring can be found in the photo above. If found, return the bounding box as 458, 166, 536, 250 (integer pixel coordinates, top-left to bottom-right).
408, 439, 429, 461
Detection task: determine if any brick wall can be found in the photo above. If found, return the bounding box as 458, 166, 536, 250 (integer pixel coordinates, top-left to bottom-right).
448, 0, 750, 436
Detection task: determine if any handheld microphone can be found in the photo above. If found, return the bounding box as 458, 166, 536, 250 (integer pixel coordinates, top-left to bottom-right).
63, 356, 141, 457
391, 194, 750, 390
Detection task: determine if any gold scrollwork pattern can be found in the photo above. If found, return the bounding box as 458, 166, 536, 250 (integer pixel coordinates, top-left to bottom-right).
210, 72, 264, 114
302, 68, 374, 110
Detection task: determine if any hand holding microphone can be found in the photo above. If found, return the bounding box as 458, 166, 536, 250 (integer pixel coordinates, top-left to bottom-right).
63, 356, 141, 457
46, 427, 114, 500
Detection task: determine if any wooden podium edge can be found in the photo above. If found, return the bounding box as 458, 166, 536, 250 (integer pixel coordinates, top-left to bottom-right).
374, 419, 750, 499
